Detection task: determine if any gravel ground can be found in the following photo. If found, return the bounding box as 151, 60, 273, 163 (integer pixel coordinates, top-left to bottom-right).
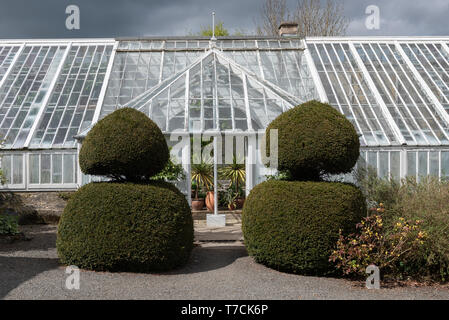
1, 225, 448, 300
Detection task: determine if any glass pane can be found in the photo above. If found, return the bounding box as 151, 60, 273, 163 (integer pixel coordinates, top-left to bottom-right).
12, 155, 23, 184
407, 151, 416, 177
442, 151, 449, 178
367, 151, 377, 173
52, 154, 62, 183
429, 151, 439, 177
418, 151, 428, 179
1, 155, 11, 184
378, 152, 388, 178
390, 151, 400, 180
63, 154, 75, 183
30, 154, 40, 184
41, 154, 51, 184
0, 46, 67, 148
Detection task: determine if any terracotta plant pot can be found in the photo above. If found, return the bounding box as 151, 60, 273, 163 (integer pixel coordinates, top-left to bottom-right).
205, 191, 216, 212
191, 198, 205, 211
235, 197, 245, 209
228, 202, 236, 211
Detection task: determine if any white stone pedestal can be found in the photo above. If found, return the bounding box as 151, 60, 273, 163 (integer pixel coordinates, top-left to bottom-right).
206, 214, 226, 227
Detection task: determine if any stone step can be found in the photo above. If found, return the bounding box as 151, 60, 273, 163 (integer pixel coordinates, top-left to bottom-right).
192, 210, 242, 223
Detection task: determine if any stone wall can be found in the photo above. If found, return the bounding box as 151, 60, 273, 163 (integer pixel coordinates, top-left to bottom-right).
0, 192, 72, 224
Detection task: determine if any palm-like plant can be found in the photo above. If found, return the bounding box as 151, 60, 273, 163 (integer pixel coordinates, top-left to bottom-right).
219, 156, 245, 197
191, 162, 213, 199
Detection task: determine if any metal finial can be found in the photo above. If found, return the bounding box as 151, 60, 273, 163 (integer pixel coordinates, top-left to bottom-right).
211, 11, 217, 41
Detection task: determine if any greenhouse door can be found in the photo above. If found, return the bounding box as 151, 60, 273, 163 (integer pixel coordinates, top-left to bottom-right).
245, 134, 277, 196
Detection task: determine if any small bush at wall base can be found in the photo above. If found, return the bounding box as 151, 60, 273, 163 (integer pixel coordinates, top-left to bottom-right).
57, 181, 193, 272
0, 213, 19, 235
242, 180, 366, 275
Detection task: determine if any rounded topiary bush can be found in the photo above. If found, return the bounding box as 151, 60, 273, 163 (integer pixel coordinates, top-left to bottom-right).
242, 180, 366, 275
57, 181, 193, 272
265, 100, 360, 180
79, 108, 169, 181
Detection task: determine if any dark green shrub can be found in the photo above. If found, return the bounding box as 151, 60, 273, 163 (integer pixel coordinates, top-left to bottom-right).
242, 180, 366, 275
0, 213, 19, 235
79, 108, 169, 181
265, 100, 360, 180
57, 181, 193, 272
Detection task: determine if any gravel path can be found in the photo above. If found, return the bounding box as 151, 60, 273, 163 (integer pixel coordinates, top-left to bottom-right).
1, 225, 448, 300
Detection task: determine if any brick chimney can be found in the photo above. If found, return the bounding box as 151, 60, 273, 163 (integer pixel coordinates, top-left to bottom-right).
278, 22, 298, 37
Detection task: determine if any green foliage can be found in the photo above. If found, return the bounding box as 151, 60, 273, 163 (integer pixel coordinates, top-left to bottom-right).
191, 162, 213, 198
79, 108, 169, 182
0, 213, 19, 235
265, 100, 360, 181
354, 166, 401, 209
388, 177, 449, 281
57, 181, 194, 272
219, 156, 245, 195
151, 151, 186, 182
330, 207, 427, 279
222, 187, 238, 209
264, 170, 292, 181
242, 180, 366, 275
0, 169, 5, 185
58, 192, 74, 201
198, 21, 229, 36
0, 146, 6, 185
355, 172, 449, 281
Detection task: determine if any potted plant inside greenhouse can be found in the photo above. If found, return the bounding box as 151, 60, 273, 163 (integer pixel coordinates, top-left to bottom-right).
191, 162, 213, 211
222, 187, 238, 210
219, 156, 246, 209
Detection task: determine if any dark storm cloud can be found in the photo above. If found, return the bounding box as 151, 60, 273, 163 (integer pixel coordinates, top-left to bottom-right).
0, 0, 447, 39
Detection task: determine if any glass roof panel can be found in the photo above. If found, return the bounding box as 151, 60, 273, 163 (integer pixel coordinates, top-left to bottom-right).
236, 49, 318, 99
308, 42, 399, 146
401, 43, 449, 114
0, 46, 21, 83
2, 38, 449, 150
29, 44, 113, 148
0, 45, 67, 148
114, 50, 298, 133
354, 42, 449, 145
101, 49, 203, 118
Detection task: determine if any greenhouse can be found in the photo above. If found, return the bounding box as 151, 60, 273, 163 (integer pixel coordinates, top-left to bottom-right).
1, 35, 449, 200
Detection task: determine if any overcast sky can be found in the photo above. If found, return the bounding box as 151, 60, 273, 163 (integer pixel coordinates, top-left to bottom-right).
0, 0, 447, 39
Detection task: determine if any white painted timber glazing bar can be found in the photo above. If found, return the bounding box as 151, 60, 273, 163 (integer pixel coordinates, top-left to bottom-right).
184, 69, 190, 131
242, 73, 253, 131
